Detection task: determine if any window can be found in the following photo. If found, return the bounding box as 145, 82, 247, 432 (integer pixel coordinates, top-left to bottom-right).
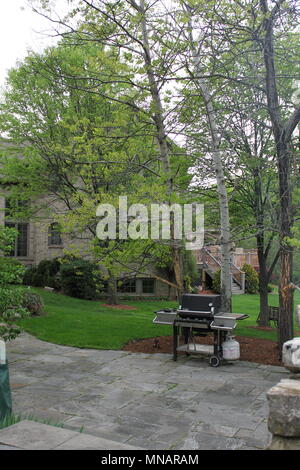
142, 278, 155, 294
5, 198, 28, 218
5, 222, 29, 257
4, 198, 29, 258
119, 279, 136, 293
48, 223, 62, 246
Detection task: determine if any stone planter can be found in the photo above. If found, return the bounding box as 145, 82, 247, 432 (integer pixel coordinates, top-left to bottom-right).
267, 378, 300, 450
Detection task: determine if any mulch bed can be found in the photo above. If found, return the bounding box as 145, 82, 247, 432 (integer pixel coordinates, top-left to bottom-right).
122, 334, 283, 366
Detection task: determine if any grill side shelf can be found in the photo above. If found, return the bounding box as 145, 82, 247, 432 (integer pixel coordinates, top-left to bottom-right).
214, 312, 249, 320
153, 310, 177, 325
153, 317, 174, 325
210, 312, 248, 331
210, 320, 236, 330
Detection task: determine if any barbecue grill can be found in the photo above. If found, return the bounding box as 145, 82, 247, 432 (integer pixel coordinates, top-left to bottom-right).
153, 294, 248, 367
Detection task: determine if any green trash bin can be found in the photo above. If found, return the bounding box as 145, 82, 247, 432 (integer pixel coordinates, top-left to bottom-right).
0, 361, 12, 422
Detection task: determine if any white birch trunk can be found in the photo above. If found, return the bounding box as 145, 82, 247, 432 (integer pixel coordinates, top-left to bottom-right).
186, 17, 232, 312
136, 0, 184, 296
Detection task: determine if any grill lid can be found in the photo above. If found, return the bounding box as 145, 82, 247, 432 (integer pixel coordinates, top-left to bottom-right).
180, 294, 221, 313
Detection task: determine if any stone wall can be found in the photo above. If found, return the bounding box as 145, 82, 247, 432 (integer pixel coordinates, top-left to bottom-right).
0, 193, 90, 266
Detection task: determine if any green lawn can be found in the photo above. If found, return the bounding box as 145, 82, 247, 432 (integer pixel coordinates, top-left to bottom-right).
18, 289, 300, 349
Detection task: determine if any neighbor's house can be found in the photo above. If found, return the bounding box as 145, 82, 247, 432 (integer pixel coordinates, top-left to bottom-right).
195, 244, 259, 294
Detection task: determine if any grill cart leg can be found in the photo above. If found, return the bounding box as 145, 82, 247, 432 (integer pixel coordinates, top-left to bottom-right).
184, 327, 192, 356
213, 330, 219, 356
210, 330, 223, 367
183, 327, 190, 344
173, 322, 178, 362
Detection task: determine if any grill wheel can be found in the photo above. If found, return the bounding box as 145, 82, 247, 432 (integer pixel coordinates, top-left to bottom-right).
209, 355, 222, 367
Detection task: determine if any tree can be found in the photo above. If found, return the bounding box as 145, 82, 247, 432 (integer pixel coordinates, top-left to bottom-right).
0, 38, 192, 303
258, 0, 300, 349
177, 2, 233, 312
220, 80, 280, 325
174, 0, 300, 346
206, 0, 300, 347
29, 0, 194, 298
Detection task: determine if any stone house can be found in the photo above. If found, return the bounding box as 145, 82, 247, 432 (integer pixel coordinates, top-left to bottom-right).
0, 191, 178, 300
0, 195, 178, 299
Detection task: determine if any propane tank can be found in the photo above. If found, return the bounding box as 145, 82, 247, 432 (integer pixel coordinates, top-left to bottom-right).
222, 335, 240, 361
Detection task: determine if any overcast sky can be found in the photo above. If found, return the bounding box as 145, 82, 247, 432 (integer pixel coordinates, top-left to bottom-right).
0, 1, 60, 89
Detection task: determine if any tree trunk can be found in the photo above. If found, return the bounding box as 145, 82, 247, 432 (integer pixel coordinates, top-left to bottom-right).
190, 68, 232, 312
184, 10, 232, 312
139, 0, 184, 297
277, 141, 294, 351
107, 276, 118, 305
260, 0, 296, 352
279, 249, 294, 350
256, 233, 269, 326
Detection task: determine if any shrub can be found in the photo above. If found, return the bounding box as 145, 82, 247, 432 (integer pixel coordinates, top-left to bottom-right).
60, 258, 98, 300
33, 260, 52, 287
183, 250, 199, 284
23, 266, 37, 286
25, 258, 61, 289
0, 258, 25, 285
184, 275, 193, 293
46, 275, 61, 291
0, 227, 29, 341
212, 269, 221, 294
31, 270, 45, 287
241, 263, 259, 294
21, 289, 44, 316
212, 266, 259, 295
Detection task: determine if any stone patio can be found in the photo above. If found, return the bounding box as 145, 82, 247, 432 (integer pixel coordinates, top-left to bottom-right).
1, 333, 289, 450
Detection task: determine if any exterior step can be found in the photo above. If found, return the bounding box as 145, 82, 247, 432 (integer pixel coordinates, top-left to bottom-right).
232, 288, 244, 294
0, 420, 142, 450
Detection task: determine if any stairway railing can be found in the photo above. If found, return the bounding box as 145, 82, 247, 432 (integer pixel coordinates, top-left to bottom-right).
200, 247, 245, 292
202, 247, 221, 271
